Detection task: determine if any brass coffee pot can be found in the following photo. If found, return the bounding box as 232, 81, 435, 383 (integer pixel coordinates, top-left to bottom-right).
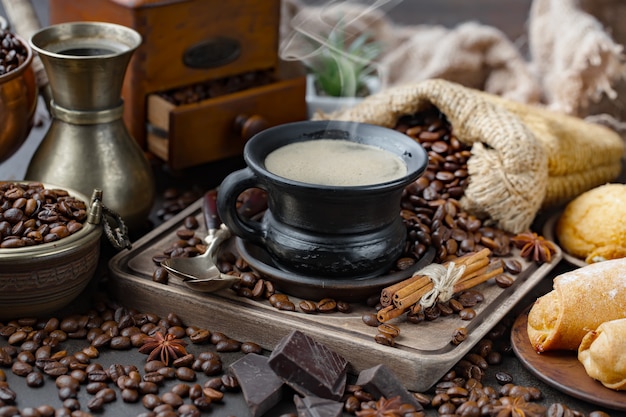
25, 22, 155, 231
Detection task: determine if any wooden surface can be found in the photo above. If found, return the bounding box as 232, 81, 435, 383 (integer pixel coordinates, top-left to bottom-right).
49, 0, 283, 148
147, 76, 307, 170
109, 196, 562, 392
511, 309, 626, 411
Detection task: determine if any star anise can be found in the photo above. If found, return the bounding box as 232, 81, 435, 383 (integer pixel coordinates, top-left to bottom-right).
138, 331, 188, 365
356, 396, 404, 417
511, 232, 557, 263
485, 395, 546, 417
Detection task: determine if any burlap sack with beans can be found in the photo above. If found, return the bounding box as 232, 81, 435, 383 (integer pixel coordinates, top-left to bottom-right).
316, 79, 624, 234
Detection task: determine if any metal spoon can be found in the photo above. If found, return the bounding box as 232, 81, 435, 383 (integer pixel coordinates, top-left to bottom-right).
161, 190, 238, 292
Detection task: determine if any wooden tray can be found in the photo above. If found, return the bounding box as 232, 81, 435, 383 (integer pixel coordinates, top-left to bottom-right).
108, 198, 562, 392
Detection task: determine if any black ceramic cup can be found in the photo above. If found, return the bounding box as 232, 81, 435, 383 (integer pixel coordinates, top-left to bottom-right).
217, 120, 428, 278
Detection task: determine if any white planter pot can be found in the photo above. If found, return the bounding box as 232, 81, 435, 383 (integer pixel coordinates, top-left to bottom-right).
305, 74, 380, 119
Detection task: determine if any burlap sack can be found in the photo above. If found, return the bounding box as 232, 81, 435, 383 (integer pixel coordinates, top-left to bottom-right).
529, 0, 626, 124
317, 79, 624, 234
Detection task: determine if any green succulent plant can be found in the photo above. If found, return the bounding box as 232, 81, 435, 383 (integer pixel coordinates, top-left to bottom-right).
308, 27, 381, 98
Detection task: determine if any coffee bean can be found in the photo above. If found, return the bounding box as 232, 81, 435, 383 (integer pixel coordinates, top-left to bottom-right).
55, 375, 80, 392
152, 267, 169, 284
143, 371, 165, 384
240, 342, 263, 354
193, 396, 213, 411
374, 332, 395, 347
122, 388, 139, 403
43, 361, 68, 377
161, 391, 184, 407
201, 358, 222, 376
139, 381, 159, 395
459, 308, 477, 320
336, 300, 351, 313
203, 386, 224, 401
11, 360, 32, 376
203, 377, 222, 391
96, 387, 117, 403
86, 382, 108, 394
495, 274, 515, 288
87, 396, 105, 411
176, 367, 196, 382
299, 300, 317, 314
451, 327, 468, 345
377, 323, 401, 338
109, 335, 131, 350
274, 300, 296, 311
317, 298, 337, 313
215, 339, 241, 352
503, 258, 522, 274
142, 393, 162, 409
362, 313, 381, 327
25, 371, 43, 387
221, 374, 239, 390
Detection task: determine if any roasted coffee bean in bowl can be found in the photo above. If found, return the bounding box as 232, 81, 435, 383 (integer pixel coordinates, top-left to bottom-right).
0, 181, 103, 320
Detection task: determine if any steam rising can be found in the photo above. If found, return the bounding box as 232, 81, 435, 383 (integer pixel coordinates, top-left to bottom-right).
280, 0, 402, 97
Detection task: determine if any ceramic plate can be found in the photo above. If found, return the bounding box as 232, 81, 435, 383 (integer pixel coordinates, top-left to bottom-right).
542, 213, 587, 268
511, 307, 626, 411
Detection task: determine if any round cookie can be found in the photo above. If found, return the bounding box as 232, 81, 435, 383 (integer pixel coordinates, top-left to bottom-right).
556, 183, 626, 263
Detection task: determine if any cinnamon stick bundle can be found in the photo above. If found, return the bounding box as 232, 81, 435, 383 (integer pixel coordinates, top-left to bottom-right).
377, 248, 503, 323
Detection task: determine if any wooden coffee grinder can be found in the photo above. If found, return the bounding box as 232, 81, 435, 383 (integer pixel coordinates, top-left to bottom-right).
49, 0, 307, 170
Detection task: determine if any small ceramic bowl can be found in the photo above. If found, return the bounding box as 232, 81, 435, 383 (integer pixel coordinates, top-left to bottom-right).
0, 183, 103, 320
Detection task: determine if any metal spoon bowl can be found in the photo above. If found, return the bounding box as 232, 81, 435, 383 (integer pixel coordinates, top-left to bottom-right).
160, 191, 239, 293
179, 271, 241, 293
161, 225, 231, 281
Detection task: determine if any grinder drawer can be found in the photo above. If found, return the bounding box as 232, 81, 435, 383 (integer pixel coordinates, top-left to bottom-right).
147, 76, 307, 170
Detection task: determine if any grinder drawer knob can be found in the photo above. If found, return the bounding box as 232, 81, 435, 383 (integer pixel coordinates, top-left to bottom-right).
235, 114, 269, 141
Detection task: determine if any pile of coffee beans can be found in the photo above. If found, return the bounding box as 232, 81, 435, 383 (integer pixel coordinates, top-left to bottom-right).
0, 301, 611, 417
154, 188, 204, 224
392, 108, 514, 268
158, 70, 275, 106
0, 182, 88, 248
0, 30, 28, 76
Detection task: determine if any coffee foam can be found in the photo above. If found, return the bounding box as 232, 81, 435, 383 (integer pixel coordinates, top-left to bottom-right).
264, 139, 407, 186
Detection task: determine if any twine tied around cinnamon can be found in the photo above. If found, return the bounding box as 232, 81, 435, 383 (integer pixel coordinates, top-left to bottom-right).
416, 263, 466, 308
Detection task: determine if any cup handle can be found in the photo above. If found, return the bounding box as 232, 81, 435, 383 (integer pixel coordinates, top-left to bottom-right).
217, 167, 266, 246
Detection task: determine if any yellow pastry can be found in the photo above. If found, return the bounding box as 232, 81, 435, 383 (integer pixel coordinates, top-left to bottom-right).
578, 318, 626, 391
556, 183, 626, 263
527, 257, 626, 352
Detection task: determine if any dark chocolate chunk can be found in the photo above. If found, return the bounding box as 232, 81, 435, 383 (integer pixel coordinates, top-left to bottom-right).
268, 330, 348, 401
229, 353, 285, 417
293, 394, 343, 417
355, 364, 423, 411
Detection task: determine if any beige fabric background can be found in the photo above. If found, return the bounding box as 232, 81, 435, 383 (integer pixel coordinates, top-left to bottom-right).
281, 0, 626, 128
279, 0, 626, 233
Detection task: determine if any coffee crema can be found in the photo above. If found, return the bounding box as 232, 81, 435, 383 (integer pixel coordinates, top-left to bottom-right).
264, 139, 407, 186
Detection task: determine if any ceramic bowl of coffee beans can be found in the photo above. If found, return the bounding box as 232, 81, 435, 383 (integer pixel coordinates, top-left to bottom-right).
0, 181, 103, 320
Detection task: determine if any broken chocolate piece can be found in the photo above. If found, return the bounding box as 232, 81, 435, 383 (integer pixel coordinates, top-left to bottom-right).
229, 353, 285, 417
268, 330, 348, 401
294, 394, 343, 417
355, 364, 423, 411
